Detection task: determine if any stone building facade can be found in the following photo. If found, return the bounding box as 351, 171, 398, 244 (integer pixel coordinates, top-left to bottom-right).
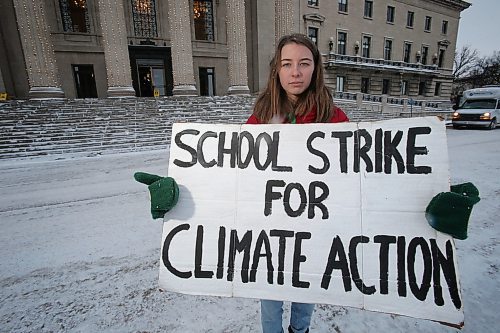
0, 0, 470, 100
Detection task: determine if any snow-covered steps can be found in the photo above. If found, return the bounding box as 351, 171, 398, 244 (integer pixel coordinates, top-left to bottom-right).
0, 96, 393, 160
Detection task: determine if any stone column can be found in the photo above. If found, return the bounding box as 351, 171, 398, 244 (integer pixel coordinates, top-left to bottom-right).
403, 98, 408, 113
97, 0, 135, 97
275, 0, 295, 43
226, 0, 249, 95
421, 101, 427, 112
167, 0, 197, 96
12, 0, 64, 98
381, 95, 388, 114
356, 92, 363, 109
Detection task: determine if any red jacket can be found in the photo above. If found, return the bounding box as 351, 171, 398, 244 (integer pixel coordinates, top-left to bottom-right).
246, 106, 349, 124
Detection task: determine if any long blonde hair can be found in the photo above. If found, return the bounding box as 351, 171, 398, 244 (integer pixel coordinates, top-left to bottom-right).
252, 33, 335, 123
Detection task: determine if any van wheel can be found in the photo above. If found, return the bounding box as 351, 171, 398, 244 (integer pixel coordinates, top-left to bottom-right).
488, 119, 497, 130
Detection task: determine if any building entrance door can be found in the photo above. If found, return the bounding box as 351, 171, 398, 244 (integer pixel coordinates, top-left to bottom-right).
129, 46, 173, 97
152, 67, 166, 96
137, 60, 166, 97
72, 64, 97, 98
138, 66, 153, 97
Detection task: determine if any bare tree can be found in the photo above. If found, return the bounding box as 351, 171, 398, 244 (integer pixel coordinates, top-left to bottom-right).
453, 45, 479, 79
464, 51, 500, 88
481, 51, 500, 85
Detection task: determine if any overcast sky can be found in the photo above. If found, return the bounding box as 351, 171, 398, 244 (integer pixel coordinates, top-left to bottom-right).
456, 0, 500, 57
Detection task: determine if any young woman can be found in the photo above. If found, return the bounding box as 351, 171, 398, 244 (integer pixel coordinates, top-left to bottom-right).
247, 33, 348, 125
246, 33, 349, 333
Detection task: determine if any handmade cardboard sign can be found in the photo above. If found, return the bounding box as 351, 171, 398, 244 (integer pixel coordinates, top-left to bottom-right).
159, 117, 463, 327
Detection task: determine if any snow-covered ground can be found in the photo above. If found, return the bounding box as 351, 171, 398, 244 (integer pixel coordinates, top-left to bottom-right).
0, 127, 498, 333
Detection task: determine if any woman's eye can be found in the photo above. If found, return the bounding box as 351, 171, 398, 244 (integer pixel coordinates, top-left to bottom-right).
300, 62, 311, 67
282, 63, 291, 68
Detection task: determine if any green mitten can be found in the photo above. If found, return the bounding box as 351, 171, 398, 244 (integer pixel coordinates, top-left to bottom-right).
134, 172, 179, 219
425, 182, 480, 240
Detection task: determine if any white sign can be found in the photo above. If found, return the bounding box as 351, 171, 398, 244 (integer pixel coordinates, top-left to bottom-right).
159, 117, 463, 327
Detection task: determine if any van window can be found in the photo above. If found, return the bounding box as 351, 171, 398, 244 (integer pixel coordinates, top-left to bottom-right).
460, 99, 497, 109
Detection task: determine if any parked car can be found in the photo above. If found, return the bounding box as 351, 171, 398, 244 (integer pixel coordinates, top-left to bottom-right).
452, 86, 500, 130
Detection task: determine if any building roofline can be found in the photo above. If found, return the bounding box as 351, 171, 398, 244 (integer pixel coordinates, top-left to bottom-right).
428, 0, 471, 11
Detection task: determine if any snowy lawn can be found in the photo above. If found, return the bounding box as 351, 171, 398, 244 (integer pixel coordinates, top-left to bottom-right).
0, 127, 498, 333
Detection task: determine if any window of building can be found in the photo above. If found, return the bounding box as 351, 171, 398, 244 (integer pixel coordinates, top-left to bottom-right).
401, 80, 408, 95
131, 0, 158, 38
72, 64, 97, 98
418, 81, 426, 95
308, 27, 319, 45
421, 45, 429, 65
308, 0, 319, 6
337, 31, 347, 55
199, 67, 215, 96
434, 82, 441, 96
382, 79, 390, 95
442, 20, 448, 35
194, 0, 214, 41
362, 35, 371, 58
387, 6, 395, 23
438, 49, 445, 67
364, 1, 373, 19
336, 76, 345, 92
403, 42, 412, 62
407, 11, 414, 28
425, 16, 432, 31
384, 39, 392, 60
59, 0, 90, 33
361, 77, 370, 93
338, 0, 348, 13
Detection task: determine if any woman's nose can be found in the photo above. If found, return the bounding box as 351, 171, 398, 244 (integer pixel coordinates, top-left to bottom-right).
291, 65, 301, 77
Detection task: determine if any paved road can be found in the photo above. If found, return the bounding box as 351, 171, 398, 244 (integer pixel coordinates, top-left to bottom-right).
0, 150, 169, 277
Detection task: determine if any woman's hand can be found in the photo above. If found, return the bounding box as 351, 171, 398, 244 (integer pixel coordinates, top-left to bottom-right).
134, 172, 179, 219
425, 182, 480, 240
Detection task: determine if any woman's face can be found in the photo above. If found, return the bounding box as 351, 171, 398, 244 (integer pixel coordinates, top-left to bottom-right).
278, 42, 314, 102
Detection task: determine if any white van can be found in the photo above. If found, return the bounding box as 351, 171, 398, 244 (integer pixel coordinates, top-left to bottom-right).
452, 86, 500, 130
